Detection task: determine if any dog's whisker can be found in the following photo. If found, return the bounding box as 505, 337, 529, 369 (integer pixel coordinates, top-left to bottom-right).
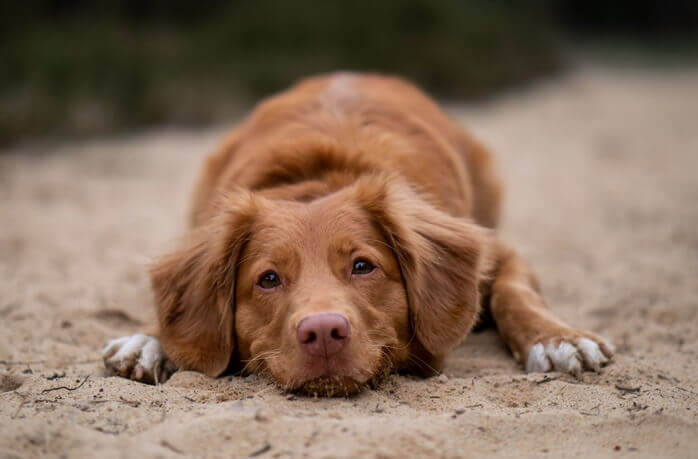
240, 349, 281, 374
405, 353, 440, 375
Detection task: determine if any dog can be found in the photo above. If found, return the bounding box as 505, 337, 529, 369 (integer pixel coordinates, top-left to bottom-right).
102, 73, 613, 395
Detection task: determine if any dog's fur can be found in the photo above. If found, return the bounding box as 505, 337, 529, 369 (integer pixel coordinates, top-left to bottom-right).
103, 73, 613, 394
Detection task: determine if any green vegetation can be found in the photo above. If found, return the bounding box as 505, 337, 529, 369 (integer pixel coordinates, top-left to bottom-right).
1, 1, 562, 145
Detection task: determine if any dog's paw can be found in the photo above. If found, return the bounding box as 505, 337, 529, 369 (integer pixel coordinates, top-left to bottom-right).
526, 333, 614, 377
102, 334, 176, 384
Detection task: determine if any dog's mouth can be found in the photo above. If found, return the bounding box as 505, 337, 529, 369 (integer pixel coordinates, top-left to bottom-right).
254, 345, 395, 397
287, 353, 394, 397
294, 375, 366, 397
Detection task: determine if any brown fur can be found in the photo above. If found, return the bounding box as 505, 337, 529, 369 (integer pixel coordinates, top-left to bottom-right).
149, 73, 611, 392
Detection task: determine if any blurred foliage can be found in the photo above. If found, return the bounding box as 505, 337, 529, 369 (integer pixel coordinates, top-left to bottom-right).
0, 1, 561, 145
2, 1, 696, 145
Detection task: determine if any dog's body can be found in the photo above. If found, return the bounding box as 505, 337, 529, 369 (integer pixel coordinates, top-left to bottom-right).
103, 73, 613, 394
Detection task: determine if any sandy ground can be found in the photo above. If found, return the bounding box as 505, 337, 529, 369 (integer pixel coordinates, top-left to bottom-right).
1, 64, 697, 458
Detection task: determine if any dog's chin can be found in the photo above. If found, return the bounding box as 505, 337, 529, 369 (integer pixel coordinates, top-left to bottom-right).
289, 360, 393, 397
294, 375, 366, 397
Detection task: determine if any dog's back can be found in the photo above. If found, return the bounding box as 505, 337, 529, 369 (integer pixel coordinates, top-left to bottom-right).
190, 73, 502, 228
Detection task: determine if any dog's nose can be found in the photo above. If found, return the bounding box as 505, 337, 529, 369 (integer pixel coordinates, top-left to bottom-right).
296, 313, 351, 357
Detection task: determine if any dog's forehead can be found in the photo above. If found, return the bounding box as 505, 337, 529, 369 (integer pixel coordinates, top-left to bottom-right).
251, 197, 379, 249
308, 195, 385, 244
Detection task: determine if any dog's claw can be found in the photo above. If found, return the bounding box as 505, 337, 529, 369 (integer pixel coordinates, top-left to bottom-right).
102, 334, 176, 384
526, 335, 613, 377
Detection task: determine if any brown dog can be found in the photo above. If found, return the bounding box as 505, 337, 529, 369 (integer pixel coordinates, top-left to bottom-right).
102, 73, 613, 395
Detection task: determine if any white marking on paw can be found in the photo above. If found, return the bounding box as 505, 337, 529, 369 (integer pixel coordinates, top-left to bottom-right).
577, 338, 608, 372
526, 343, 551, 373
102, 334, 175, 384
545, 341, 582, 377
526, 337, 613, 376
138, 337, 162, 369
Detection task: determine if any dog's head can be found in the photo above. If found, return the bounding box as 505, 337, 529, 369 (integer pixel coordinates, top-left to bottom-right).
151, 174, 486, 395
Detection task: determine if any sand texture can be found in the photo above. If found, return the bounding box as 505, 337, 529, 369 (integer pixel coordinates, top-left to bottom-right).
1, 65, 697, 458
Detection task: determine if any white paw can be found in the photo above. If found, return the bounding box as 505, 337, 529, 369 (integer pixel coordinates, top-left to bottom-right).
102, 334, 176, 384
526, 337, 614, 377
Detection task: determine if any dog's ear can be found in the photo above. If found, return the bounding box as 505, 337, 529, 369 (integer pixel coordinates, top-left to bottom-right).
150, 190, 257, 377
353, 175, 487, 361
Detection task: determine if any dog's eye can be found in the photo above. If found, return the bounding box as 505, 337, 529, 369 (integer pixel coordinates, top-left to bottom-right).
257, 271, 281, 289
351, 259, 375, 275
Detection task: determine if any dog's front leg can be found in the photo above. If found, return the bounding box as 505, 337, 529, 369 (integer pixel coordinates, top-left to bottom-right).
102, 333, 177, 384
485, 243, 614, 376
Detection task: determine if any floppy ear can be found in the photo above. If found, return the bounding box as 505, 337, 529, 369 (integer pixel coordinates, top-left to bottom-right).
354, 175, 487, 360
150, 190, 257, 377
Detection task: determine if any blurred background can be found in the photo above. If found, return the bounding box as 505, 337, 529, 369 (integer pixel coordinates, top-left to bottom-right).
1, 0, 696, 146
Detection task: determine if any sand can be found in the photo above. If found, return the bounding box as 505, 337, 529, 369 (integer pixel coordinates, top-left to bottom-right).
1, 64, 697, 458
